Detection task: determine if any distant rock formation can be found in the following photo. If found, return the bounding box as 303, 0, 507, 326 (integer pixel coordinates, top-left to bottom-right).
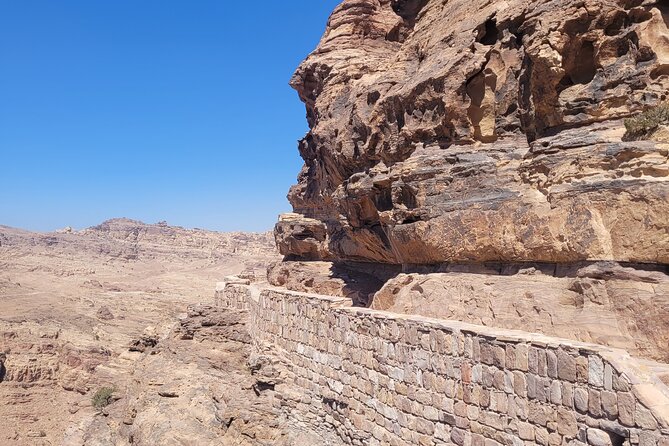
276, 0, 669, 265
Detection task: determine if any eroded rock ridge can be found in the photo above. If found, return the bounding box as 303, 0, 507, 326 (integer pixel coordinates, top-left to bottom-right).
277, 0, 669, 265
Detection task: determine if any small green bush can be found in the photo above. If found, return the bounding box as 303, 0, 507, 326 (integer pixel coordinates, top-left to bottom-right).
624, 102, 669, 139
92, 386, 115, 411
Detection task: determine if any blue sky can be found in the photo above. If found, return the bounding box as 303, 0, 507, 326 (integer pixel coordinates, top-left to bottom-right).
0, 0, 340, 232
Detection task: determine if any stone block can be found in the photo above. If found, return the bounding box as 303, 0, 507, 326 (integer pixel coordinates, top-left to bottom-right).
574, 387, 589, 413
493, 346, 506, 369
562, 382, 574, 408
635, 404, 658, 430
557, 350, 577, 382
639, 431, 659, 446
548, 432, 561, 446
557, 407, 578, 438
535, 427, 549, 446
612, 373, 631, 392
494, 370, 506, 391
455, 416, 470, 430
576, 356, 589, 383
538, 350, 547, 377
515, 344, 529, 371
588, 356, 604, 387
535, 377, 548, 403
513, 371, 527, 397
527, 374, 537, 400
504, 370, 514, 394
423, 405, 439, 421
587, 428, 613, 446
547, 350, 558, 378
604, 364, 613, 391
550, 381, 562, 405
415, 417, 435, 436
528, 403, 549, 427
434, 422, 450, 441
518, 421, 535, 440
471, 433, 486, 446
451, 427, 466, 446
529, 348, 539, 374
601, 391, 617, 419
589, 389, 602, 417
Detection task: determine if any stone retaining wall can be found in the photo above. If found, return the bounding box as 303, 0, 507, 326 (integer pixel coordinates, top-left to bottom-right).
219, 282, 669, 446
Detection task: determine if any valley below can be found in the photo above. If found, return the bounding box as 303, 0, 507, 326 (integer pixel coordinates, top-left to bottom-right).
0, 218, 317, 445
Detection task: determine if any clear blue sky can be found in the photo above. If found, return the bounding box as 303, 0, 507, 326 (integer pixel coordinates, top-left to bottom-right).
0, 0, 340, 232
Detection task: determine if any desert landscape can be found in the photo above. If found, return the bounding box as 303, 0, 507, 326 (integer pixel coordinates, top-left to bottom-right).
2, 0, 669, 445
0, 219, 309, 444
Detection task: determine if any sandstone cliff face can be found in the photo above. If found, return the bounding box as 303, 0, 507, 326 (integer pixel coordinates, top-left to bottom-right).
372, 263, 669, 362
276, 0, 669, 265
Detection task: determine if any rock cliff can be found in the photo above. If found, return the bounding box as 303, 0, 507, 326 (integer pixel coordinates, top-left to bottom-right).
276, 0, 669, 265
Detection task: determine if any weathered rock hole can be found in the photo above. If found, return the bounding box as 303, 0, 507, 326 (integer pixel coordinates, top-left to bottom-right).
386, 23, 403, 42
478, 18, 499, 46
563, 16, 592, 36
401, 214, 422, 224
651, 65, 669, 79
367, 91, 380, 105
615, 38, 631, 57
395, 110, 406, 131
466, 69, 498, 142
505, 103, 518, 115
628, 8, 653, 23
390, 0, 428, 21
566, 41, 597, 85
374, 186, 393, 212
604, 11, 631, 35
396, 183, 417, 210
637, 46, 656, 63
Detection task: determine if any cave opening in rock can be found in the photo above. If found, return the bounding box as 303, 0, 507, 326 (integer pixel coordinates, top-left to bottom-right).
466, 68, 498, 142
565, 40, 597, 85
479, 18, 499, 45
374, 185, 393, 212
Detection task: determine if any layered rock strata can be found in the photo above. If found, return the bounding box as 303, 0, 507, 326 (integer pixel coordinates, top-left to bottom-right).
371, 262, 669, 363
276, 0, 669, 265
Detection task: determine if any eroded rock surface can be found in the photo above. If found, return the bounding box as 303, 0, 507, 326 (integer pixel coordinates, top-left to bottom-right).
371, 262, 669, 362
278, 0, 669, 265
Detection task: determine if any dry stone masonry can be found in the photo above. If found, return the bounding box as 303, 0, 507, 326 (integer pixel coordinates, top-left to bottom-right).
218, 281, 669, 446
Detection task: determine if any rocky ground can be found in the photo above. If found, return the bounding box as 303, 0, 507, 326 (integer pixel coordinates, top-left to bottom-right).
0, 218, 335, 445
